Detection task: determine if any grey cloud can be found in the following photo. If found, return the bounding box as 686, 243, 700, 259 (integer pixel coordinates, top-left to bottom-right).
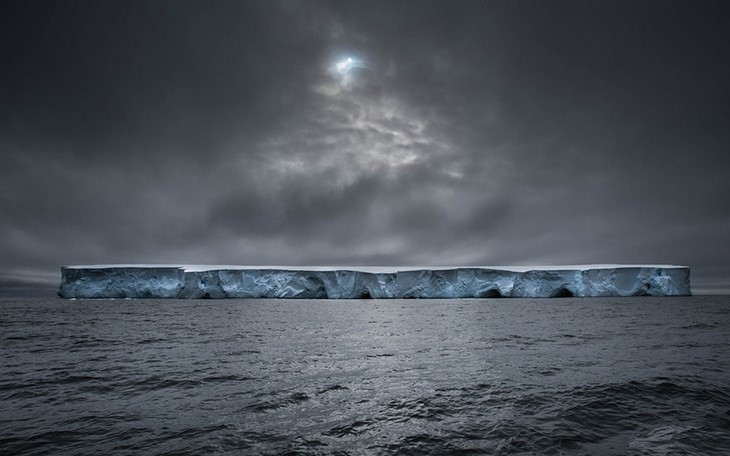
1, 0, 729, 295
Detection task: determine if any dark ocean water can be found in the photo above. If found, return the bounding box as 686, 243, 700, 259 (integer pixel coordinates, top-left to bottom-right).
1, 296, 729, 455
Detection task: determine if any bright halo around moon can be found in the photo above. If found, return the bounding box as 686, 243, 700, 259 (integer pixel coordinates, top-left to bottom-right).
327, 54, 368, 89
336, 57, 353, 73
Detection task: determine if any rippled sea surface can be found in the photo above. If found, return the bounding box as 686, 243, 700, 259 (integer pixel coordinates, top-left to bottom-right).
1, 296, 729, 455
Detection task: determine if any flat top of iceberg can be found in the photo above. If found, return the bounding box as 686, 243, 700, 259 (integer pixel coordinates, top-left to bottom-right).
63, 264, 688, 273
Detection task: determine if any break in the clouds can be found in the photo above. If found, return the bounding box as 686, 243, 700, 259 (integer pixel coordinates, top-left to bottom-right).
1, 0, 729, 295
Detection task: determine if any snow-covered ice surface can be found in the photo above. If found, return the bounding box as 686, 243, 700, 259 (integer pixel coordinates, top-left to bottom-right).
58, 265, 691, 299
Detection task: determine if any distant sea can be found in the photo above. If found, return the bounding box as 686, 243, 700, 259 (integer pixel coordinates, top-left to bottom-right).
1, 296, 729, 455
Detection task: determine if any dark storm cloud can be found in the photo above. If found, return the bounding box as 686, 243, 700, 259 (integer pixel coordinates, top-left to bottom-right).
1, 0, 729, 295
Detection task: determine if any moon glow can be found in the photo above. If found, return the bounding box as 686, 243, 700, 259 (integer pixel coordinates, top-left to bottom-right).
336, 57, 354, 73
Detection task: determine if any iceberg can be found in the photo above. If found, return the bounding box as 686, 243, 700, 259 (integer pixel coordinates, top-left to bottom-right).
57, 265, 691, 299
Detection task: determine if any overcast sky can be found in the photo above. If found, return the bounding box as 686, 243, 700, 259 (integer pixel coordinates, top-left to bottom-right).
1, 0, 729, 296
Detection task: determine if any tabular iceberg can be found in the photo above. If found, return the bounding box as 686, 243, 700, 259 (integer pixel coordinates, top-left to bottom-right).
57, 265, 691, 299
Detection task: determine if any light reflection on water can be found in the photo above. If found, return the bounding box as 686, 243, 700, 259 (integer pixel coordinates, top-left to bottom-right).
1, 296, 729, 455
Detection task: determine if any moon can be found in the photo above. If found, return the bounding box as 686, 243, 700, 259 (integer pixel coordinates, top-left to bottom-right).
336, 57, 354, 73
329, 55, 368, 87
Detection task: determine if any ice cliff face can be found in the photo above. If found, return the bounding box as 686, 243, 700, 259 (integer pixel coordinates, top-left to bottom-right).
58, 265, 691, 299
58, 267, 185, 299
